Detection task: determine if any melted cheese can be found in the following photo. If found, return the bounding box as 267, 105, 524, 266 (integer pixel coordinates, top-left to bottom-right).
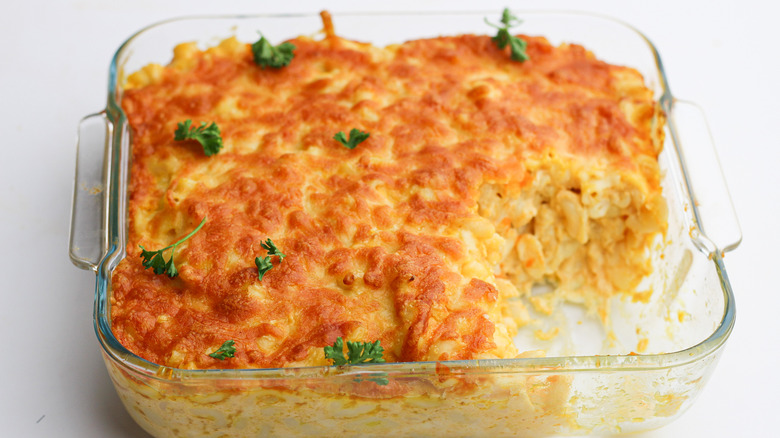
112, 26, 666, 370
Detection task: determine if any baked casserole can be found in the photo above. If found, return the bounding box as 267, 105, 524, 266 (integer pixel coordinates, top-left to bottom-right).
113, 11, 666, 370
61, 8, 741, 437
95, 11, 700, 437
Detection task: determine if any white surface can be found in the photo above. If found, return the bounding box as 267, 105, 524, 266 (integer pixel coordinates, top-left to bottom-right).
1, 0, 777, 436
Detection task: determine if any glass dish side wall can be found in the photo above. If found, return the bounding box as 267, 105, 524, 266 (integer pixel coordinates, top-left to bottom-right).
99, 321, 729, 437
90, 12, 736, 437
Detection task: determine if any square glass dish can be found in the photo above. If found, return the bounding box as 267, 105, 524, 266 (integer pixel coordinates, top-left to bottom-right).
69, 11, 741, 437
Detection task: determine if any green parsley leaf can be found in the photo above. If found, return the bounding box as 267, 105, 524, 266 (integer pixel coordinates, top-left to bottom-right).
485, 8, 529, 62
508, 36, 529, 62
252, 35, 296, 69
255, 238, 285, 281
208, 340, 236, 360
255, 256, 274, 281
139, 217, 207, 278
324, 337, 386, 366
324, 337, 388, 385
174, 120, 224, 156
138, 248, 167, 275
500, 7, 521, 27
333, 128, 370, 149
260, 238, 286, 261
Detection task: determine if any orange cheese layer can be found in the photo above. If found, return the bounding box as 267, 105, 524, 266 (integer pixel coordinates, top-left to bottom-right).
112, 31, 666, 369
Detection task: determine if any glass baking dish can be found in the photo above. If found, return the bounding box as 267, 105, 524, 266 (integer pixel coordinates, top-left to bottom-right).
69, 11, 741, 437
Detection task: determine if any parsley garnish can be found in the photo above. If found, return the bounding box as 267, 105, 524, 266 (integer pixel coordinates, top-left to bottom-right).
208, 340, 236, 360
139, 217, 206, 278
325, 337, 386, 365
252, 35, 296, 69
485, 8, 529, 62
260, 238, 286, 261
174, 120, 224, 156
255, 238, 285, 281
325, 337, 388, 385
333, 129, 370, 149
255, 256, 274, 280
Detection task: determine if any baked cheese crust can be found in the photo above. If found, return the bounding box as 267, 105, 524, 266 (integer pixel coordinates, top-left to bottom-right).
112, 24, 666, 370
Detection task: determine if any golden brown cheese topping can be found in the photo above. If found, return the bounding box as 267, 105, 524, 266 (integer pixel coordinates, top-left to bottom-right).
112, 25, 666, 370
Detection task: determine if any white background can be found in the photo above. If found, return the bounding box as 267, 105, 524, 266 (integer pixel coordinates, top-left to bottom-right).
1, 0, 777, 436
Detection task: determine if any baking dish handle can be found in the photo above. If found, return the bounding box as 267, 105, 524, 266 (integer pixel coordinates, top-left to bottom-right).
69, 112, 112, 271
668, 99, 742, 254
